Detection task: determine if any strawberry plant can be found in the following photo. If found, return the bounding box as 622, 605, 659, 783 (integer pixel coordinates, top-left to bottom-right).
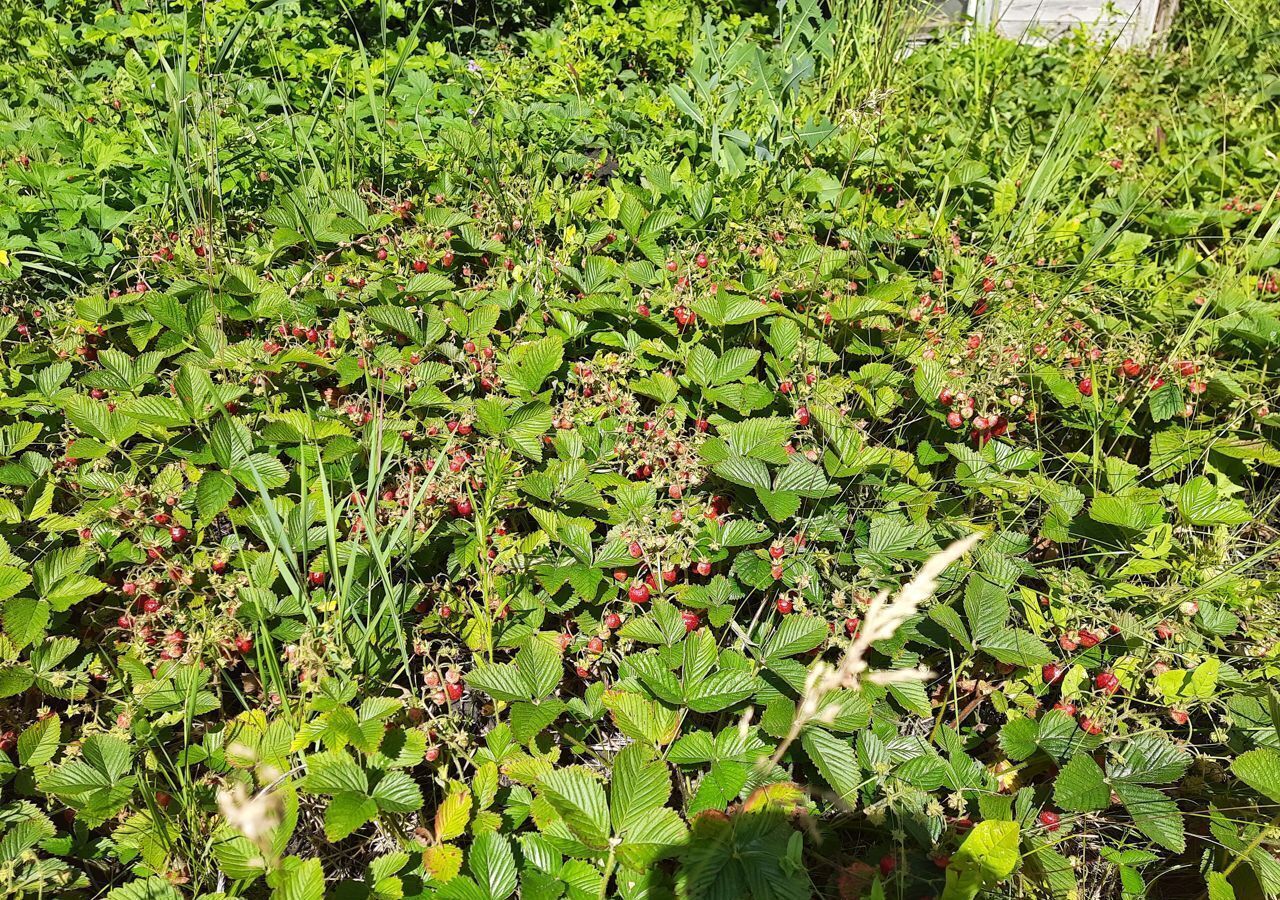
0, 0, 1279, 898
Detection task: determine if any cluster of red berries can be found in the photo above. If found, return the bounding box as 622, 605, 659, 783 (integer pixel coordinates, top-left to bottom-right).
425, 667, 466, 705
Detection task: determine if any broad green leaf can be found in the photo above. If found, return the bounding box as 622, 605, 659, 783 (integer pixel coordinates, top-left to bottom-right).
17, 713, 60, 767
436, 788, 472, 841
538, 766, 611, 849
325, 791, 378, 841
372, 770, 423, 813
469, 831, 518, 900
1233, 748, 1280, 803
610, 743, 672, 833
1113, 782, 1184, 852
1054, 754, 1110, 812
941, 820, 1020, 900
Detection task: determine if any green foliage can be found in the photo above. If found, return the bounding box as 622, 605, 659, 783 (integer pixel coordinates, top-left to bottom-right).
0, 0, 1278, 897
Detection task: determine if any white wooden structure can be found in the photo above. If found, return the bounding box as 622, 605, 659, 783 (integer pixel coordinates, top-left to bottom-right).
946, 0, 1179, 47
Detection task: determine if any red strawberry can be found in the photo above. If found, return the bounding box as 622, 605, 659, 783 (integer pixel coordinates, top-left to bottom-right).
681, 611, 701, 632
775, 597, 793, 615
628, 583, 650, 604
1038, 810, 1061, 831
604, 613, 622, 630
1080, 716, 1104, 735
1042, 663, 1065, 684
1094, 672, 1120, 695
308, 571, 326, 587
